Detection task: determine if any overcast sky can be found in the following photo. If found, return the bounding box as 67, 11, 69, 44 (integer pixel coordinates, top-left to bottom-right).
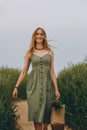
0, 0, 87, 75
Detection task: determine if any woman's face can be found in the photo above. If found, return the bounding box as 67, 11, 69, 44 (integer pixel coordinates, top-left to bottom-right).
35, 29, 44, 44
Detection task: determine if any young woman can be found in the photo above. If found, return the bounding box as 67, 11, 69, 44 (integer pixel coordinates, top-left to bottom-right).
12, 27, 60, 130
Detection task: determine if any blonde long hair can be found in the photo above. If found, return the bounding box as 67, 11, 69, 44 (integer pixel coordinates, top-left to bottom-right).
25, 27, 52, 57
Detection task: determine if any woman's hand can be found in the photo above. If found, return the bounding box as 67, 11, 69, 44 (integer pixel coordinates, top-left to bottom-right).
12, 88, 18, 100
55, 89, 60, 100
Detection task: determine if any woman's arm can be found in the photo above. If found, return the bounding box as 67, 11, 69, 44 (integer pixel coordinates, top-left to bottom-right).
50, 50, 60, 99
14, 56, 30, 88
12, 54, 31, 99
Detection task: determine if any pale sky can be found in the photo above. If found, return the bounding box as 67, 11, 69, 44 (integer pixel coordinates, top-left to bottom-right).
0, 0, 87, 74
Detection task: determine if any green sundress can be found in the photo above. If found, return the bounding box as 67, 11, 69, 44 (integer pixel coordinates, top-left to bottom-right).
26, 53, 55, 124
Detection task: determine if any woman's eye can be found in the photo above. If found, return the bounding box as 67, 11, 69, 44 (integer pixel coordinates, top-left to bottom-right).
36, 33, 43, 36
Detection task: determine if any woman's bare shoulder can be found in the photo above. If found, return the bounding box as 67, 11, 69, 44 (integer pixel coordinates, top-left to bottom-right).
25, 50, 32, 59
48, 49, 54, 57
28, 51, 32, 58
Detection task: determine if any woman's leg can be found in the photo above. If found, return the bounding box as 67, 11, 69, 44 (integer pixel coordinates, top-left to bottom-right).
34, 122, 42, 130
43, 123, 48, 130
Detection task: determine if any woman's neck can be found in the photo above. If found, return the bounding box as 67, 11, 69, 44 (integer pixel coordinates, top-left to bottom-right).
35, 43, 44, 49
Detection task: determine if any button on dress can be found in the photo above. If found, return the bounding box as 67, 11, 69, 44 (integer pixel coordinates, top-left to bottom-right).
26, 53, 55, 124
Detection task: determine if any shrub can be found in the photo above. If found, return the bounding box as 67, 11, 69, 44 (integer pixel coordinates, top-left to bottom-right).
57, 61, 87, 130
0, 84, 19, 130
0, 66, 28, 130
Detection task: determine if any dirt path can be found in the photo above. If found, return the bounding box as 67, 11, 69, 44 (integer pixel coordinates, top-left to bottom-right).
16, 100, 71, 130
